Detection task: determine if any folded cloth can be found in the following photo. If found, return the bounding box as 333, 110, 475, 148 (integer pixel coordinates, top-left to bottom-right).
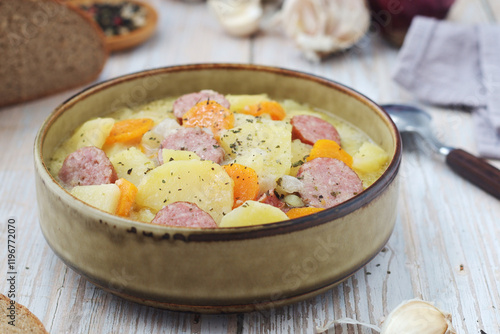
392, 16, 500, 159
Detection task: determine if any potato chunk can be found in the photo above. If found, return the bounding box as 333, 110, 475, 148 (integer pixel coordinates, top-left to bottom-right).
219, 200, 289, 227
225, 94, 269, 112
70, 184, 121, 214
136, 160, 233, 224
219, 118, 292, 193
66, 118, 115, 151
109, 147, 156, 187
103, 142, 129, 158
48, 118, 115, 176
290, 139, 311, 176
352, 141, 390, 188
161, 149, 201, 163
352, 141, 389, 174
129, 207, 156, 223
107, 97, 176, 124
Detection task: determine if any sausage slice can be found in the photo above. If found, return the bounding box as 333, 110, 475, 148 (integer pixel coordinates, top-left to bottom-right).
291, 115, 341, 145
296, 157, 363, 208
173, 90, 230, 120
58, 146, 118, 187
160, 127, 225, 164
151, 202, 218, 228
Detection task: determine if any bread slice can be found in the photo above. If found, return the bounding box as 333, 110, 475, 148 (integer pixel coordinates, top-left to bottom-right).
0, 0, 108, 108
0, 294, 49, 333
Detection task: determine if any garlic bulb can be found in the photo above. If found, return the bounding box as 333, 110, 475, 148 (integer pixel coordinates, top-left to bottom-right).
316, 299, 456, 334
380, 299, 456, 334
275, 0, 370, 61
208, 0, 263, 37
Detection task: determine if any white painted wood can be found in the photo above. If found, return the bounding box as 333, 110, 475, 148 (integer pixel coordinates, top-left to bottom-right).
448, 0, 494, 23
1, 1, 499, 333
485, 0, 500, 21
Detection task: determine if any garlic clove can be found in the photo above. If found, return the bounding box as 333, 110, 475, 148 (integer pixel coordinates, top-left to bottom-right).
208, 0, 263, 37
316, 299, 456, 334
275, 0, 370, 61
380, 299, 456, 334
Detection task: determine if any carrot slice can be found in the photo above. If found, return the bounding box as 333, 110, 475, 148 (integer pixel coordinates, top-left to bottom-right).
223, 163, 260, 208
286, 207, 325, 219
182, 100, 234, 136
240, 101, 286, 120
105, 118, 155, 146
306, 139, 353, 167
115, 178, 138, 217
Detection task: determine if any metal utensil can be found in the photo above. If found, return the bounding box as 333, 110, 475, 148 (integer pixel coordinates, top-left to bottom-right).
383, 104, 500, 199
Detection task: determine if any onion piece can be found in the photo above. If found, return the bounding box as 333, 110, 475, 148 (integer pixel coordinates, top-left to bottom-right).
277, 175, 303, 193
283, 194, 304, 207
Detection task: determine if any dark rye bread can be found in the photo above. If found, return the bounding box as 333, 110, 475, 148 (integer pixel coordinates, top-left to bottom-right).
0, 0, 108, 108
0, 294, 49, 333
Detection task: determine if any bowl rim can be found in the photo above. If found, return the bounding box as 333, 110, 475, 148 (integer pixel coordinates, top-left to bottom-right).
35, 63, 402, 241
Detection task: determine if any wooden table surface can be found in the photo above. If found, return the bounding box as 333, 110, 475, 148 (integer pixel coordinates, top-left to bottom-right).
1, 0, 499, 333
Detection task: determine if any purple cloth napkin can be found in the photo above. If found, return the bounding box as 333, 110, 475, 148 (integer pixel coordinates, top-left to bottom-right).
392, 16, 500, 159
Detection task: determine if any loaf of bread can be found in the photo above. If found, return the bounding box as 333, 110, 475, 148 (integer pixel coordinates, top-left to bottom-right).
0, 0, 108, 108
0, 294, 49, 333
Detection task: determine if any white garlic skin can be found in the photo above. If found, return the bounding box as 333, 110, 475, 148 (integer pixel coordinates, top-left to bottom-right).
275, 0, 370, 61
380, 299, 456, 334
208, 0, 263, 37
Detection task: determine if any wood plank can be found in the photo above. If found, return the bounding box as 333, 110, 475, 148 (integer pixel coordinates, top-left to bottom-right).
483, 0, 500, 21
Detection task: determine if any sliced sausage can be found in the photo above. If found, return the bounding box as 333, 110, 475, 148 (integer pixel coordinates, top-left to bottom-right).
296, 157, 363, 208
160, 127, 225, 164
173, 90, 230, 120
151, 201, 218, 228
59, 146, 118, 187
290, 115, 341, 145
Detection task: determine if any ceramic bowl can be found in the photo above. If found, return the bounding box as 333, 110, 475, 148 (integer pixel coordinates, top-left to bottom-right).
34, 64, 401, 313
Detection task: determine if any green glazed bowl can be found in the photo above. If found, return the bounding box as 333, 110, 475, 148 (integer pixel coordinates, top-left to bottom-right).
34, 64, 401, 313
